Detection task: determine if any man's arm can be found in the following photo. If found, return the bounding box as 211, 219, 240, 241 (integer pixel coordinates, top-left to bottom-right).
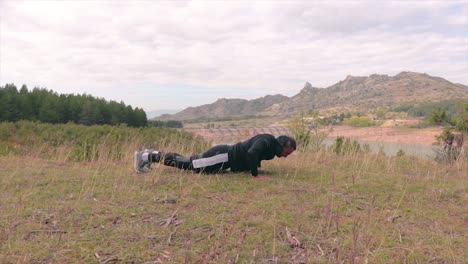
254, 175, 271, 181
246, 139, 269, 176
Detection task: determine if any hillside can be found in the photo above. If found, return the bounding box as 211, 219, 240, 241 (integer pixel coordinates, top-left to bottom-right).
156, 72, 468, 121
157, 94, 288, 121
276, 71, 468, 114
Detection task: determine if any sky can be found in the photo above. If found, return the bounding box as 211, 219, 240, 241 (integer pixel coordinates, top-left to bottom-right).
1, 1, 467, 113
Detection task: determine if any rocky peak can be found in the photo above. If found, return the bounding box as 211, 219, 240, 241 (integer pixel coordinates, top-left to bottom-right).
300, 83, 320, 94
394, 71, 425, 79
334, 75, 367, 90
369, 74, 390, 80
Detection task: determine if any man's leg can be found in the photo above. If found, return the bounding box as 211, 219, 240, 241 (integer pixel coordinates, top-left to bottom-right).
192, 145, 231, 173
136, 145, 231, 174
150, 151, 195, 170
134, 150, 157, 173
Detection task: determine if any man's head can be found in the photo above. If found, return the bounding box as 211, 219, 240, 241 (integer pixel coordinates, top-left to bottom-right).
276, 135, 296, 157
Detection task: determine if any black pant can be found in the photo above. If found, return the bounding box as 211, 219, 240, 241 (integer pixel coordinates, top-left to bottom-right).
151, 145, 231, 173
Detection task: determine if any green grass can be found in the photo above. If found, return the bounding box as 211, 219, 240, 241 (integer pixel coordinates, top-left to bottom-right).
1, 143, 466, 263
0, 121, 209, 161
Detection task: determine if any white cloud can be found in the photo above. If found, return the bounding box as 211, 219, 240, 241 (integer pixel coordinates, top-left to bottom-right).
1, 0, 466, 111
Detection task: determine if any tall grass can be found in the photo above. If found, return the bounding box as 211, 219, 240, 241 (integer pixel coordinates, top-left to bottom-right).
0, 121, 209, 162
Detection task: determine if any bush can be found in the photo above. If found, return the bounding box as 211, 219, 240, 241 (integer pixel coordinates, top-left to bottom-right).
288, 114, 312, 150
434, 127, 465, 163
288, 111, 329, 152
343, 116, 375, 127
432, 102, 467, 163
375, 108, 386, 120
332, 136, 366, 155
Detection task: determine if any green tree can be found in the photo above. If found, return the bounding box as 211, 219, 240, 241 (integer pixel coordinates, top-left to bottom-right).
79, 101, 95, 125
124, 105, 136, 127
39, 96, 60, 123
429, 109, 448, 125
0, 84, 20, 121
18, 85, 34, 120
0, 84, 149, 127
68, 96, 83, 123
134, 108, 148, 127
454, 103, 468, 134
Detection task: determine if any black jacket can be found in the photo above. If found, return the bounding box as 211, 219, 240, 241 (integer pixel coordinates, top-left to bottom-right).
228, 134, 283, 176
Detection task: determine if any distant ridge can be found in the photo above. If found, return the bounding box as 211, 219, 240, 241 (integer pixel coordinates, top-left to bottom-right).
156, 94, 288, 120
146, 109, 181, 119
155, 71, 468, 121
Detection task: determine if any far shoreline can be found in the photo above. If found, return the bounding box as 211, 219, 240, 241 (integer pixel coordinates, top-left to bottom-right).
185, 125, 443, 146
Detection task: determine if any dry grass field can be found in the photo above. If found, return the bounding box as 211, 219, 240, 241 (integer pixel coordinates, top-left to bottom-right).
1, 140, 466, 263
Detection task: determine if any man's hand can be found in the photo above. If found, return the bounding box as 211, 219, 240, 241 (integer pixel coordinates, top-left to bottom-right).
254, 175, 272, 181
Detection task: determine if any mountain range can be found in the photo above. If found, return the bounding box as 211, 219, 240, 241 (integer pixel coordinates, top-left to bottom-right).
146, 109, 182, 119
155, 71, 468, 121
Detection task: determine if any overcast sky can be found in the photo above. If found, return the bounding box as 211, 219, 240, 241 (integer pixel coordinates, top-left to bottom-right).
1, 1, 467, 113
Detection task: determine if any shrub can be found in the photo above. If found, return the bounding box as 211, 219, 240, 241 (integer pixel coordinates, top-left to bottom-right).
288, 111, 329, 152
432, 103, 467, 163
375, 108, 386, 120
331, 136, 364, 155
343, 116, 375, 127
288, 113, 311, 150
434, 127, 465, 163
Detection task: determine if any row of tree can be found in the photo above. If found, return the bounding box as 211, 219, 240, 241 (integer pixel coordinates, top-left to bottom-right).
0, 84, 147, 127
148, 120, 183, 128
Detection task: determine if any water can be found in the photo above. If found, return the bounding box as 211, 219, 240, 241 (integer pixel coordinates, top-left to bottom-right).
210, 136, 438, 159
188, 127, 439, 159
322, 138, 438, 158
